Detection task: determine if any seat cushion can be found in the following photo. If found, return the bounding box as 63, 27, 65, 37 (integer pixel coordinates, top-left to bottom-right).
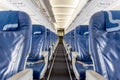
26, 62, 45, 79
76, 56, 93, 64
27, 56, 44, 62
75, 62, 93, 80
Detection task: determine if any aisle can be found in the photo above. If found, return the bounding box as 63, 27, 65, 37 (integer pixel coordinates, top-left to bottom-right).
49, 40, 71, 80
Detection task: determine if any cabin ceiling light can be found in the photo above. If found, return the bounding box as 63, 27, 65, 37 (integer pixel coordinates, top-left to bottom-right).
49, 0, 79, 28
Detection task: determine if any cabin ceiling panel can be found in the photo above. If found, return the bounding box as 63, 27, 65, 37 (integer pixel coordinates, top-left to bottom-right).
52, 8, 74, 15
55, 15, 71, 19
49, 0, 80, 28
65, 0, 120, 34
57, 22, 66, 27
56, 19, 69, 22
50, 0, 79, 7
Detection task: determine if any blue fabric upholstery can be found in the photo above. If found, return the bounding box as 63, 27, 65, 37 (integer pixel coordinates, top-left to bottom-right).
64, 30, 75, 51
64, 30, 76, 61
27, 57, 44, 63
75, 25, 92, 63
63, 31, 72, 46
50, 31, 58, 46
0, 11, 18, 31
70, 30, 75, 51
29, 25, 46, 60
26, 62, 45, 79
0, 11, 32, 80
89, 11, 120, 80
46, 29, 50, 51
46, 29, 58, 56
75, 62, 93, 80
48, 30, 58, 59
75, 63, 86, 80
27, 25, 47, 79
74, 25, 93, 80
49, 31, 54, 46
46, 29, 51, 58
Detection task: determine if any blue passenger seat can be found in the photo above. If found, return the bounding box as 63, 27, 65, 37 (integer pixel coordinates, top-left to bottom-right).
72, 25, 93, 80
46, 29, 51, 60
63, 30, 75, 61
87, 10, 120, 80
0, 11, 32, 80
69, 30, 76, 61
49, 31, 58, 60
63, 32, 71, 54
26, 25, 48, 79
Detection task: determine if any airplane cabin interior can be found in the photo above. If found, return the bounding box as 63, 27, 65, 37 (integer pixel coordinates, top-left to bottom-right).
0, 0, 120, 80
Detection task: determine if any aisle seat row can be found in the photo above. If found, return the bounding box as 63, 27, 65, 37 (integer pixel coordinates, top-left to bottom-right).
63, 10, 120, 80
0, 11, 59, 80
63, 25, 93, 80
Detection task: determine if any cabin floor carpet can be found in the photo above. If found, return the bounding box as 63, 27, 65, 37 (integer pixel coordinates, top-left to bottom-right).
49, 41, 70, 80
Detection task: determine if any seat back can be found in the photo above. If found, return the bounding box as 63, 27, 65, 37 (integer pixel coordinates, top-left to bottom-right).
64, 31, 71, 46
0, 11, 32, 80
89, 11, 120, 80
28, 25, 46, 60
46, 29, 51, 51
50, 31, 57, 45
49, 31, 54, 47
75, 25, 92, 62
64, 30, 75, 51
70, 30, 76, 51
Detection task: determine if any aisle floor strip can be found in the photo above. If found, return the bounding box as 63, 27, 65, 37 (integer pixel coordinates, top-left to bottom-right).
64, 49, 73, 80
47, 46, 58, 80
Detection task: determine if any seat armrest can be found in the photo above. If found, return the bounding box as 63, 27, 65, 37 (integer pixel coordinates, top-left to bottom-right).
67, 46, 71, 50
49, 46, 53, 49
67, 46, 71, 54
72, 52, 79, 64
77, 61, 93, 67
72, 52, 79, 79
63, 40, 67, 47
50, 45, 54, 51
41, 51, 48, 58
49, 46, 54, 60
41, 51, 48, 64
27, 60, 43, 65
7, 69, 33, 80
86, 70, 106, 80
72, 52, 79, 58
40, 51, 49, 78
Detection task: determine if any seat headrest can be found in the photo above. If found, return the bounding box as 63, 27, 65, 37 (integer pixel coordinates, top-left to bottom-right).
66, 30, 74, 37
0, 11, 18, 31
90, 11, 120, 32
0, 11, 31, 31
105, 11, 120, 32
47, 29, 51, 36
71, 30, 75, 36
32, 25, 45, 35
76, 25, 89, 35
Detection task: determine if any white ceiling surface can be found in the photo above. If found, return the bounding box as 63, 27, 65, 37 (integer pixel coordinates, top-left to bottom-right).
50, 0, 88, 29
0, 0, 18, 10
65, 0, 120, 34
1, 0, 120, 34
0, 0, 56, 33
